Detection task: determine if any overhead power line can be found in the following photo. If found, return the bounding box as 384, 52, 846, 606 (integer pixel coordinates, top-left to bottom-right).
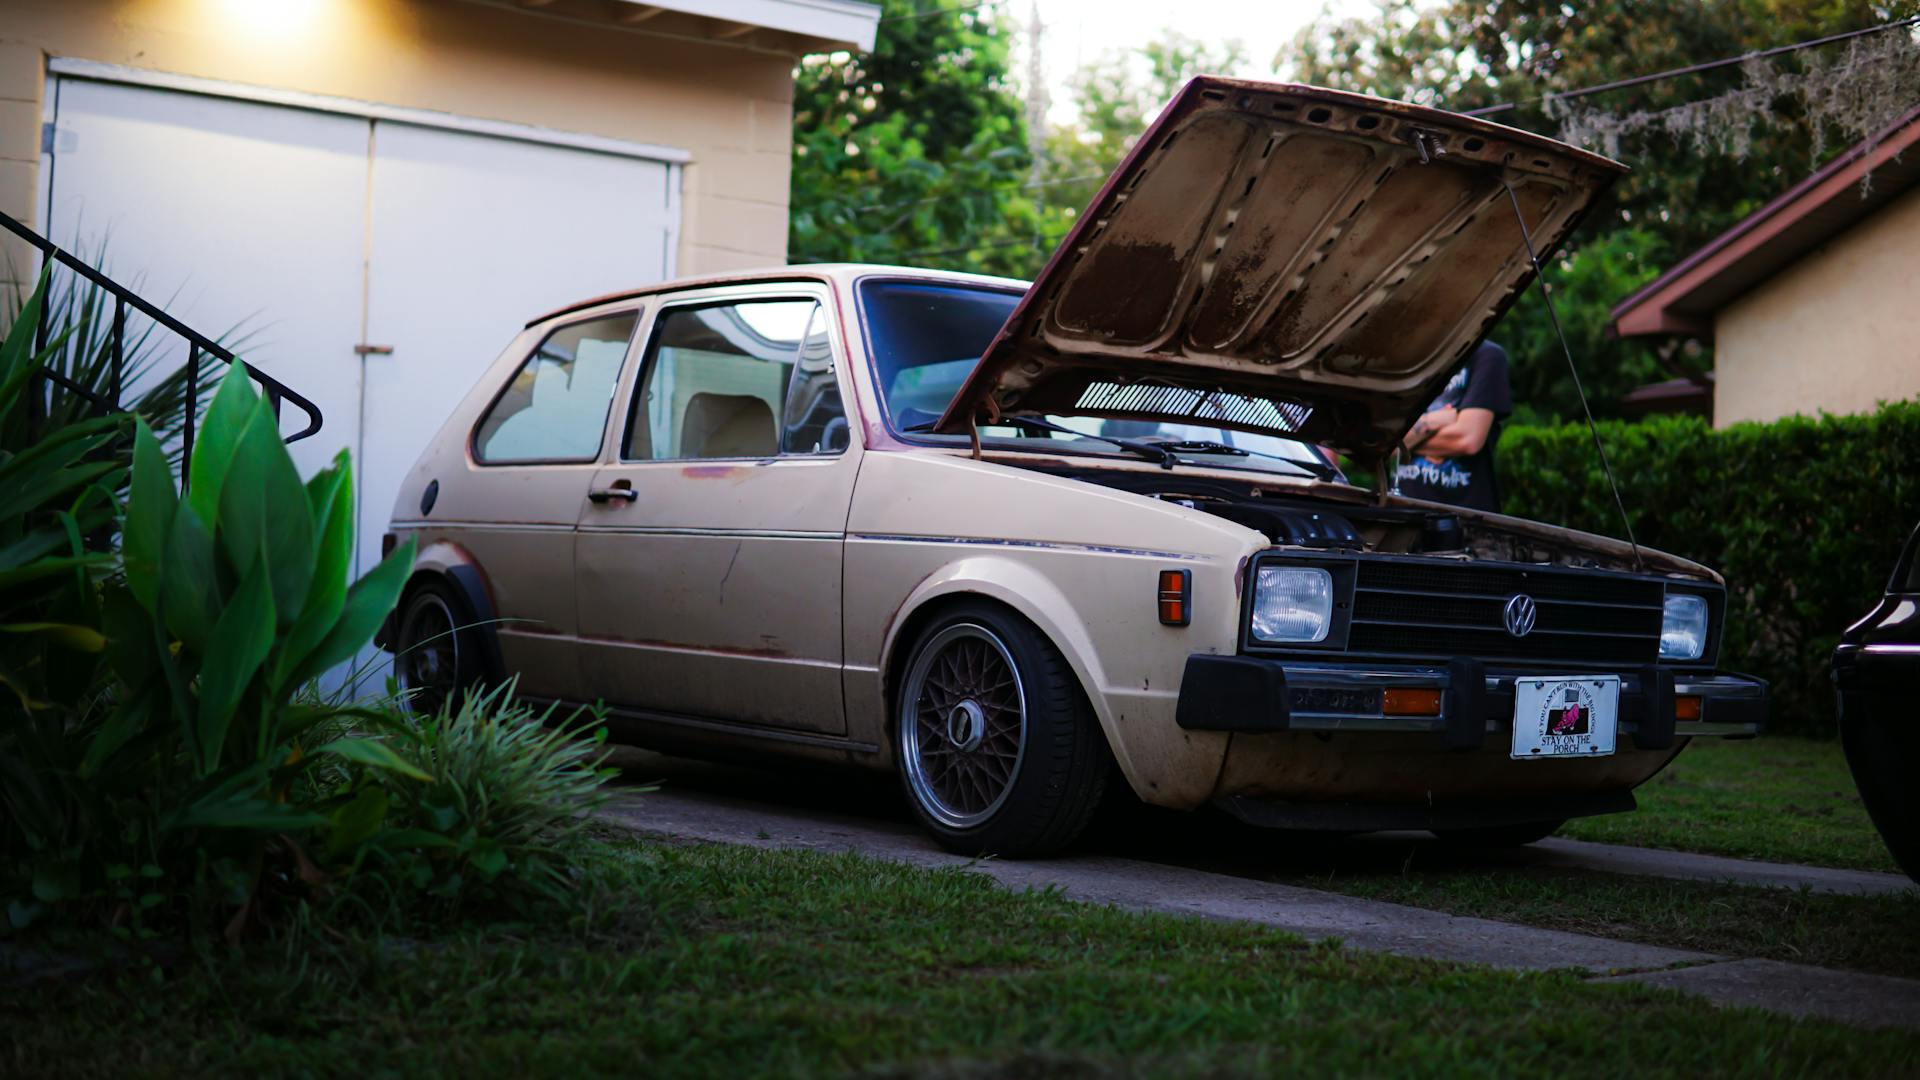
1467, 13, 1920, 117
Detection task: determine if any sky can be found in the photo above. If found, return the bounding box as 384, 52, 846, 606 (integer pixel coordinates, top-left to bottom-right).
1008, 0, 1381, 125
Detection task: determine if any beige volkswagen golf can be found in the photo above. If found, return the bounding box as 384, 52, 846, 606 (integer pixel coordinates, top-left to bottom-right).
383, 79, 1765, 856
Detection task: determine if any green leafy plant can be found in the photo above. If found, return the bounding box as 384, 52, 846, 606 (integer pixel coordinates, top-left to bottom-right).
326, 681, 613, 914
4, 241, 226, 467
0, 266, 129, 908
3, 271, 617, 939
4, 357, 424, 934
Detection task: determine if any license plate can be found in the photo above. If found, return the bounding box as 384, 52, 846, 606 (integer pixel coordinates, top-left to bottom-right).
1511, 676, 1619, 759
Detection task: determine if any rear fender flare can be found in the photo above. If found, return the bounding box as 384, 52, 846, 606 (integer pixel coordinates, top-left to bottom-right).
386, 540, 505, 682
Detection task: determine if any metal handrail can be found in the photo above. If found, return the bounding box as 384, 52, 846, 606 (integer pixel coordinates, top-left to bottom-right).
1, 209, 324, 485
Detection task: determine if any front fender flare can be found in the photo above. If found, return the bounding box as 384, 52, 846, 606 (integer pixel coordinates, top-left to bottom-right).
879, 555, 1228, 807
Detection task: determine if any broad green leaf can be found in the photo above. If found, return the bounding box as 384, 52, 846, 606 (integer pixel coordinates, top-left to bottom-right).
0, 527, 69, 574
186, 366, 260, 527
0, 553, 112, 592
79, 688, 156, 778
195, 559, 276, 775
288, 537, 416, 688
217, 396, 314, 626
159, 501, 219, 653
168, 797, 327, 833
0, 622, 108, 652
0, 265, 53, 424
272, 459, 351, 689
324, 785, 390, 858
0, 459, 124, 523
124, 419, 178, 612
313, 736, 432, 782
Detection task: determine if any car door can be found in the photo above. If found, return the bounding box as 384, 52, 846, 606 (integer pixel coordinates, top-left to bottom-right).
573, 287, 858, 735
452, 307, 643, 702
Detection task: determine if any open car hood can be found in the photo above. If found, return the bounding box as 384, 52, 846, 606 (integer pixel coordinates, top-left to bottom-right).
934, 78, 1626, 462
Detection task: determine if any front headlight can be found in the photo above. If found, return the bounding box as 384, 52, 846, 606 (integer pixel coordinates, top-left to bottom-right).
1660, 592, 1708, 660
1250, 566, 1334, 643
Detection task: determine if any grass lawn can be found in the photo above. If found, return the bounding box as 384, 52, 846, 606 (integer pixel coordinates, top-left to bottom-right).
1283, 863, 1920, 979
1560, 736, 1898, 873
6, 834, 1919, 1078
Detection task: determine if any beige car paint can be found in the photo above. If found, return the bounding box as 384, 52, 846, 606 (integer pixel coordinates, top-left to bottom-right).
574, 283, 858, 736
390, 262, 1718, 817
392, 306, 649, 703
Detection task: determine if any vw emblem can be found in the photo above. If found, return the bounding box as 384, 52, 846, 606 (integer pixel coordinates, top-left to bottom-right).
1504, 593, 1538, 638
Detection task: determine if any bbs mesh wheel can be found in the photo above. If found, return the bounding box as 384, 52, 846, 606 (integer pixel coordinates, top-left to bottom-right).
895, 601, 1110, 857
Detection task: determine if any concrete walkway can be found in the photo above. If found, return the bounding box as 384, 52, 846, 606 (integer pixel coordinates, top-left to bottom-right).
597, 785, 1920, 1031
1519, 837, 1913, 896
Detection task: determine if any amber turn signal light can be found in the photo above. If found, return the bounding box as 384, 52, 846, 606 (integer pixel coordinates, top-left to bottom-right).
1157, 569, 1191, 626
1382, 688, 1443, 716
1675, 695, 1702, 721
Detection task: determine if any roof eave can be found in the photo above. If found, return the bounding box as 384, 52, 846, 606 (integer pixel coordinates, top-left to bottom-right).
1611, 104, 1920, 340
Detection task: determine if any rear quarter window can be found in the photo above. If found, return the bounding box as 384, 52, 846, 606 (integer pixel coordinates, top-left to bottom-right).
473, 312, 638, 464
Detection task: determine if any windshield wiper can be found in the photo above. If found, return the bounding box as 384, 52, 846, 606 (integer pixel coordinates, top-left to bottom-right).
903, 415, 1177, 470
1144, 438, 1340, 481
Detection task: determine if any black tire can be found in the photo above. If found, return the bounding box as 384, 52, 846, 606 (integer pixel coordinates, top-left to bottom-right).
1431, 819, 1566, 848
1840, 690, 1920, 883
393, 580, 487, 715
893, 601, 1111, 857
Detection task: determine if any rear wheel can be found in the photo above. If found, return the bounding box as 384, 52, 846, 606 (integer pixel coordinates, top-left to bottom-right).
1431, 819, 1565, 848
894, 602, 1109, 857
393, 581, 485, 715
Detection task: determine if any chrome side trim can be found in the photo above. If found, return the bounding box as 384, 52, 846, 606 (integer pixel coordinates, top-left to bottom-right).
576, 526, 840, 540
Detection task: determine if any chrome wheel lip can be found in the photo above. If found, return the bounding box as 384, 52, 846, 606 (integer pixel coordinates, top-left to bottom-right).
397, 592, 460, 712
900, 622, 1028, 831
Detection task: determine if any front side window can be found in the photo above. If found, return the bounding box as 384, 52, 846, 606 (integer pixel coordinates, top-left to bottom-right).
474, 312, 637, 464
625, 298, 847, 460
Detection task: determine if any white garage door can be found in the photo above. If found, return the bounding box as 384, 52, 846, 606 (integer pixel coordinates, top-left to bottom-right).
41, 74, 680, 592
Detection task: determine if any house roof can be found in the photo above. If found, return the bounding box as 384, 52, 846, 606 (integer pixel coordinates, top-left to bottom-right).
498, 0, 880, 54
1611, 104, 1920, 339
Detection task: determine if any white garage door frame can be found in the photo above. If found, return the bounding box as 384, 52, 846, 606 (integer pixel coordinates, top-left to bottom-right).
43, 59, 691, 165
40, 60, 687, 281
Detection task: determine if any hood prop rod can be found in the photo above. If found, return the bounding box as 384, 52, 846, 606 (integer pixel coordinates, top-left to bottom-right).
1498, 177, 1643, 571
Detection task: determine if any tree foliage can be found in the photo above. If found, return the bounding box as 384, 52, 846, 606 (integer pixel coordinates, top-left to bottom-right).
788, 2, 1918, 419
789, 0, 1042, 275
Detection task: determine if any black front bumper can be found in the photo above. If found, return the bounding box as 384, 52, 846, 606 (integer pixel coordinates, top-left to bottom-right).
1174, 654, 1767, 750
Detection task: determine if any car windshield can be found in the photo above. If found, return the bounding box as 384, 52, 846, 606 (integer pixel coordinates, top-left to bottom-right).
858, 278, 1343, 481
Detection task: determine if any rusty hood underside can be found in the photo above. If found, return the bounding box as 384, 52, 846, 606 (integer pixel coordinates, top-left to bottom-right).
934, 78, 1627, 462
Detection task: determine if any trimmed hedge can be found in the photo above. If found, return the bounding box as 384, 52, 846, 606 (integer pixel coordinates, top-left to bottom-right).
1497, 401, 1920, 736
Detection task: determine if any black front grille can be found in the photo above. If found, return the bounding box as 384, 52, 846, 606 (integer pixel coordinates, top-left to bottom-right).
1346, 560, 1664, 666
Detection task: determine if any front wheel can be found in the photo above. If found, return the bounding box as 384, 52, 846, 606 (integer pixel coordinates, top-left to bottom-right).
894, 603, 1110, 857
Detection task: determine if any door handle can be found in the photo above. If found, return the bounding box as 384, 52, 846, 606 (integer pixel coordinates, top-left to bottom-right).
587, 484, 637, 505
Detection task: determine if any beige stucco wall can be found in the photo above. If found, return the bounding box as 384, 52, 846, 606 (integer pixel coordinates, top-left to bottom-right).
0, 0, 798, 288
1713, 183, 1920, 427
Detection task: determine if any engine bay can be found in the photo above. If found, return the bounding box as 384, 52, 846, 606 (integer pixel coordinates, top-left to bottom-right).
1033, 465, 1667, 575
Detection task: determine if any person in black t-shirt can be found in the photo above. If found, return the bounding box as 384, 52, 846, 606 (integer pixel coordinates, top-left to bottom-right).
1395, 341, 1513, 513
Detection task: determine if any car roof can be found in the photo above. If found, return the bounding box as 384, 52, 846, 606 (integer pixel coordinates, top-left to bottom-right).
525, 264, 1031, 328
